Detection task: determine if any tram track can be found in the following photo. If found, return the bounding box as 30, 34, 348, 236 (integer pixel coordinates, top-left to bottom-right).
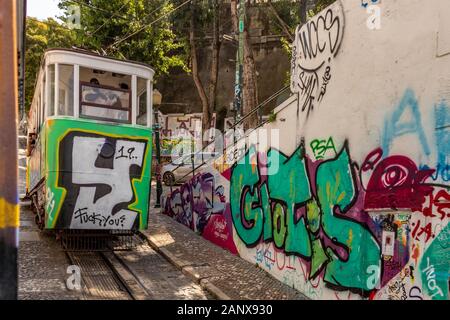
65, 249, 152, 300
20, 199, 211, 300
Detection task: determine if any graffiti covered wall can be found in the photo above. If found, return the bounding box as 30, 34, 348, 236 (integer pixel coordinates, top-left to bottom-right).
162, 0, 450, 300
159, 112, 216, 157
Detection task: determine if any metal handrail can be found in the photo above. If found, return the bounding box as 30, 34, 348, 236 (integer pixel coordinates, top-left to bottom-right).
232, 85, 290, 129
164, 85, 292, 188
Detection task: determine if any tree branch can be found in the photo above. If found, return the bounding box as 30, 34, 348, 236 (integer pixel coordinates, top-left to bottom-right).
268, 0, 294, 42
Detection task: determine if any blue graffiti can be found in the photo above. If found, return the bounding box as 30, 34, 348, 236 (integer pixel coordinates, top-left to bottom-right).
361, 0, 380, 8
382, 89, 431, 157
419, 101, 450, 182
434, 101, 450, 181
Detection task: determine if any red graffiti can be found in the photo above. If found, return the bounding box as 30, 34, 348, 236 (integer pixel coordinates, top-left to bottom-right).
422, 190, 450, 220
361, 148, 383, 172
412, 220, 433, 243
364, 151, 434, 211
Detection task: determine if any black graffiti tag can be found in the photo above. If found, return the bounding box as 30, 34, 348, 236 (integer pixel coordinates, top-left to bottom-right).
291, 3, 344, 117
297, 8, 343, 71
115, 146, 138, 160
74, 207, 127, 228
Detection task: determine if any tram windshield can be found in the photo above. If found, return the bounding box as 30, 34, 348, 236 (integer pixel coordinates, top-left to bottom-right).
80, 82, 130, 123
79, 66, 131, 123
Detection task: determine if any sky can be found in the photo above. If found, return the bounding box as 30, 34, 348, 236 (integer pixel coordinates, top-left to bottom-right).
27, 0, 62, 20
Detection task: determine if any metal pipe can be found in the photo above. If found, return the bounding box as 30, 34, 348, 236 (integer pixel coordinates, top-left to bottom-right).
147, 80, 152, 128
154, 105, 163, 208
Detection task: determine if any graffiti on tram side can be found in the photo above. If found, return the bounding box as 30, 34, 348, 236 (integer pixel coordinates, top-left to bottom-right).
45, 119, 152, 230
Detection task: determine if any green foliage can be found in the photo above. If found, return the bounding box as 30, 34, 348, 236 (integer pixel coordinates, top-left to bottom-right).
25, 0, 192, 111
263, 0, 337, 40
25, 18, 75, 111
312, 0, 338, 14
57, 0, 187, 76
268, 111, 277, 123
266, 0, 337, 86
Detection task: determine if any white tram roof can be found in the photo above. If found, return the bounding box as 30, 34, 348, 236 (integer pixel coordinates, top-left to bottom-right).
43, 48, 155, 79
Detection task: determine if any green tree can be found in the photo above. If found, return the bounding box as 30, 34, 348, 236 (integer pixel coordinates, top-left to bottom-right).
25, 17, 75, 112
58, 0, 220, 135
265, 0, 337, 44
57, 0, 187, 77
170, 0, 221, 135
263, 0, 337, 86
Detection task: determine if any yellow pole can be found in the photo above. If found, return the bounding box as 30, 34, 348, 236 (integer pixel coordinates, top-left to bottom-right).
0, 0, 20, 300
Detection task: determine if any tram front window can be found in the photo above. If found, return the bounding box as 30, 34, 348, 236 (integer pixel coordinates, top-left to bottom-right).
80, 82, 130, 123
78, 66, 132, 123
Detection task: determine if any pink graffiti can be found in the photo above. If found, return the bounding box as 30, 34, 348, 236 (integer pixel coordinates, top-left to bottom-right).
163, 172, 237, 253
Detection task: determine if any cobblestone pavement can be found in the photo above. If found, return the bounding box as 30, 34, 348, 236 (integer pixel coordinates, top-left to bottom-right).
18, 137, 79, 300
18, 205, 211, 300
18, 206, 82, 300
144, 186, 308, 300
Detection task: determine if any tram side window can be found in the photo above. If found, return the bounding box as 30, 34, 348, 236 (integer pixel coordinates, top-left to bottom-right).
38, 95, 42, 131
42, 73, 46, 121
58, 64, 74, 116
48, 64, 55, 117
137, 77, 148, 126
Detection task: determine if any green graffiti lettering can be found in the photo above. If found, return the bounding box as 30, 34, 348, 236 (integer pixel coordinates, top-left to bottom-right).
267, 147, 311, 257
272, 203, 286, 248
306, 198, 321, 234
419, 224, 449, 300
316, 147, 381, 291
230, 146, 265, 246
310, 137, 337, 160
260, 182, 272, 242
230, 144, 381, 294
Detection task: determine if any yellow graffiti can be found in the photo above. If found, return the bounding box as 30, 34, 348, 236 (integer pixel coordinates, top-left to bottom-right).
347, 229, 353, 250
0, 197, 19, 228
